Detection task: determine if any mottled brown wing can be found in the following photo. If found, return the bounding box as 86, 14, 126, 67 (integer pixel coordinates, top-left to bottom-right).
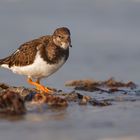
0, 36, 50, 67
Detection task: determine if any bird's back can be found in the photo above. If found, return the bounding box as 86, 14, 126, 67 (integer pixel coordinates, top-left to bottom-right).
0, 35, 51, 67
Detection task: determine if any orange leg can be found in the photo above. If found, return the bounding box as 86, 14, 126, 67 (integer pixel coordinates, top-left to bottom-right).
27, 78, 53, 94
35, 79, 41, 91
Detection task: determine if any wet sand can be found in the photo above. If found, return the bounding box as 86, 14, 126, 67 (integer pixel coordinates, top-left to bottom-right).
0, 78, 140, 140
0, 97, 140, 140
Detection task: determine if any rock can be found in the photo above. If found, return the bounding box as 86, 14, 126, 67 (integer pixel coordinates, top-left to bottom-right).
0, 90, 26, 115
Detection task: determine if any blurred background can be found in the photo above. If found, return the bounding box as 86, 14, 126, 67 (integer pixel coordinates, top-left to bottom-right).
0, 0, 140, 88
0, 1, 140, 140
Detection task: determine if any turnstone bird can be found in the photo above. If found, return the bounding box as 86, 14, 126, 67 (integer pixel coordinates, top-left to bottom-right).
0, 27, 72, 93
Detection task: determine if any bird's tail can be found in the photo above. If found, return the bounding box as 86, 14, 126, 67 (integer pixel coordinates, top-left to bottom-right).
0, 59, 3, 66
0, 57, 10, 66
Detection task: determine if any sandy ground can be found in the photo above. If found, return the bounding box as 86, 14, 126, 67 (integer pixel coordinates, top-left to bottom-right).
0, 101, 140, 140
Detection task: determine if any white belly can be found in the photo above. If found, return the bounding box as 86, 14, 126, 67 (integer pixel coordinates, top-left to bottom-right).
2, 52, 65, 79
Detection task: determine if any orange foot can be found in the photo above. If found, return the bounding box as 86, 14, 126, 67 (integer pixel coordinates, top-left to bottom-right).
27, 78, 53, 94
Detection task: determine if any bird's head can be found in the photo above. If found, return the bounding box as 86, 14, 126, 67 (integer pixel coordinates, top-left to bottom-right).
52, 27, 72, 49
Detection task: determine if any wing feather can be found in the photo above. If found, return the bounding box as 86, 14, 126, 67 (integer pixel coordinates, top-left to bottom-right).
0, 36, 50, 67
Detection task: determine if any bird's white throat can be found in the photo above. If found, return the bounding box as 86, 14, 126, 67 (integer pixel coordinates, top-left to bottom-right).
60, 42, 69, 49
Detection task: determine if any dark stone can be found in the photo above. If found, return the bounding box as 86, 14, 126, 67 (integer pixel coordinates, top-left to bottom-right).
0, 90, 26, 115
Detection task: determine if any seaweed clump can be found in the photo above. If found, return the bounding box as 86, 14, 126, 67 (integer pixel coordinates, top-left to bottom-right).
0, 90, 26, 115
0, 77, 138, 115
0, 83, 70, 115
65, 78, 137, 93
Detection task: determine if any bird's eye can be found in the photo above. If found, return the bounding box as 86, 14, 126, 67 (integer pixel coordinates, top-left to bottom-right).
58, 35, 64, 39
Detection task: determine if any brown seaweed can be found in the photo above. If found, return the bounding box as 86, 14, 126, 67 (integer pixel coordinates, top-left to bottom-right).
0, 90, 26, 115
0, 77, 138, 115
65, 78, 137, 92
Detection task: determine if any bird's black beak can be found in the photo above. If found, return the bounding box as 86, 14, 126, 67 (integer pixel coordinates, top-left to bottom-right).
70, 44, 72, 47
